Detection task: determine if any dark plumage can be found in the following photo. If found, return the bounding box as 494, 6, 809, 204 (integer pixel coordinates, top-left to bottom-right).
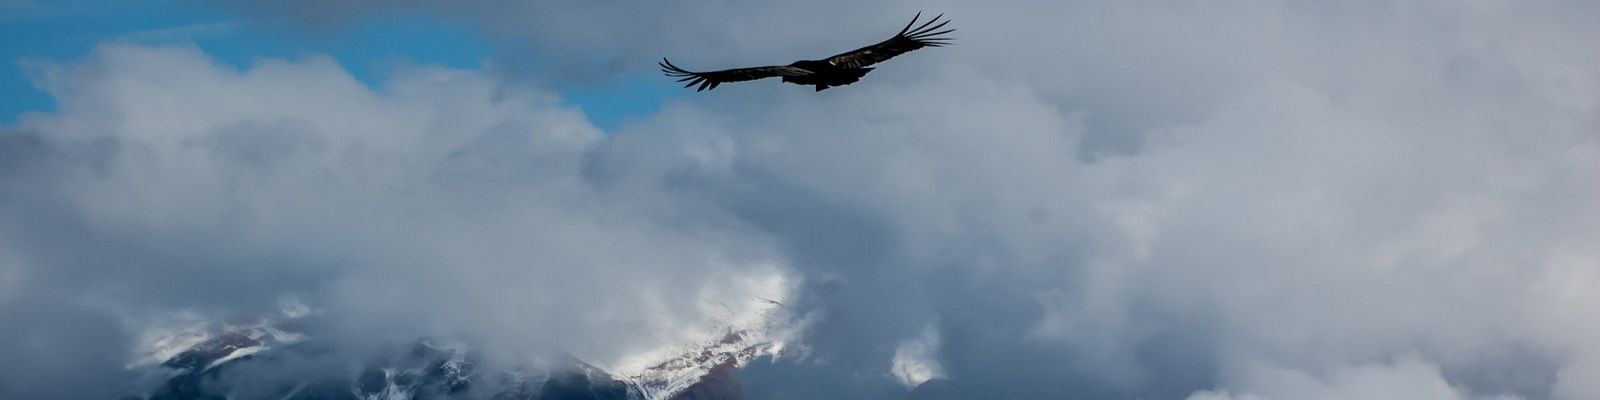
660, 13, 955, 92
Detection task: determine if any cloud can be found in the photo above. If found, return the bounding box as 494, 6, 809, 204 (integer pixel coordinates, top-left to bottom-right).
1190, 356, 1526, 400
4, 0, 1599, 398
892, 323, 945, 389
0, 43, 791, 397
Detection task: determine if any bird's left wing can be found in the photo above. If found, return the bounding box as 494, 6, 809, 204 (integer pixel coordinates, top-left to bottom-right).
660, 58, 812, 91
823, 12, 954, 69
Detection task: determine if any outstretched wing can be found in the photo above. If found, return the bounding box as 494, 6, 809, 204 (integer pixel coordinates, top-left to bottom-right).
659, 58, 812, 91
824, 12, 954, 69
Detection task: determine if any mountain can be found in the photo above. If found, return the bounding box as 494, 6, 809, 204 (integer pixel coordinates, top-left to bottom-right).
121, 305, 791, 400
625, 331, 781, 400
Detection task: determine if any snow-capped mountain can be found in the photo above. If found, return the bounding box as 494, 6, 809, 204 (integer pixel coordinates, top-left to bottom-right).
123, 299, 795, 400
610, 295, 801, 400
622, 329, 785, 400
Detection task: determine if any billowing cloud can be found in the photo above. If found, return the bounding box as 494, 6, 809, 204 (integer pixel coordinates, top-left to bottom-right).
1, 43, 792, 397
3, 0, 1599, 398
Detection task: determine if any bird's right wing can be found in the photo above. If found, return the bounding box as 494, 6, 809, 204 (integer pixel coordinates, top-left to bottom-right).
660, 58, 812, 91
824, 12, 954, 69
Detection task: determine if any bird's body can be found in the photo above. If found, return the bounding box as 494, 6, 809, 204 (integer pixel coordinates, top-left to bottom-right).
661, 13, 953, 92
780, 60, 875, 91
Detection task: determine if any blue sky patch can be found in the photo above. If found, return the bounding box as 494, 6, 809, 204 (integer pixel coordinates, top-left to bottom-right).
1, 2, 659, 130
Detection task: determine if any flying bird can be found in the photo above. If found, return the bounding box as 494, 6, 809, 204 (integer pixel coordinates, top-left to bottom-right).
660, 13, 954, 92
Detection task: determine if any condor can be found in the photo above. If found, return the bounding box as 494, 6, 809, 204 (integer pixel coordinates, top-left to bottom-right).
661, 13, 954, 92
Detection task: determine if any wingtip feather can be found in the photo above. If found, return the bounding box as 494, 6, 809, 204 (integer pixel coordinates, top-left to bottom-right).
909, 14, 942, 35
912, 20, 952, 36
899, 11, 922, 35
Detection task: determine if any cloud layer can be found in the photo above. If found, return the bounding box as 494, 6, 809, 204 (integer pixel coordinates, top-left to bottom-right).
3, 1, 1599, 398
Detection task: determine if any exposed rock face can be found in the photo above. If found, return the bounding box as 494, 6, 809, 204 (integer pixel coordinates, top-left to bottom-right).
161, 333, 262, 371
662, 358, 742, 400
622, 328, 786, 400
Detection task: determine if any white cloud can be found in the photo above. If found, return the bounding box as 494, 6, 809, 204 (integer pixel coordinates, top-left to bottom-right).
5, 0, 1600, 397
1, 43, 797, 396
1195, 356, 1526, 400
891, 323, 944, 389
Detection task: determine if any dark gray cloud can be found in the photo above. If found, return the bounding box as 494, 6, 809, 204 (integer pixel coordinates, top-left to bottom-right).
4, 1, 1600, 398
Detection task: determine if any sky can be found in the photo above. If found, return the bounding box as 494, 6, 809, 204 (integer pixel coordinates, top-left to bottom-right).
0, 0, 672, 130
2, 1, 1599, 399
